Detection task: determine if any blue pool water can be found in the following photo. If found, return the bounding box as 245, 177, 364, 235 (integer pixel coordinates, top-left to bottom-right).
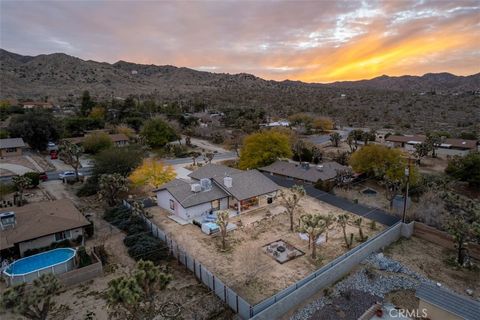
5, 248, 76, 275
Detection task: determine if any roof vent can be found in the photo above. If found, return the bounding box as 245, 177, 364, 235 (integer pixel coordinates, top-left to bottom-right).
200, 178, 212, 191
0, 211, 16, 230
317, 165, 324, 172
224, 176, 233, 188
191, 184, 202, 193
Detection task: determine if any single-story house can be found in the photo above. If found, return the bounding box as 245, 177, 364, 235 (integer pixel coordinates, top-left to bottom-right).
385, 135, 478, 157
155, 164, 279, 222
259, 160, 348, 184
416, 283, 480, 320
0, 199, 91, 257
63, 133, 129, 147
21, 101, 54, 109
0, 138, 26, 157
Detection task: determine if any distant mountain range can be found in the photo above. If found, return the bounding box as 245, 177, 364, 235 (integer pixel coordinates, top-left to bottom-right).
1, 49, 479, 133
1, 49, 479, 100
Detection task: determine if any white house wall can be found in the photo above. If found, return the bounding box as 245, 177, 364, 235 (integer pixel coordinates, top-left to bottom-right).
156, 190, 188, 220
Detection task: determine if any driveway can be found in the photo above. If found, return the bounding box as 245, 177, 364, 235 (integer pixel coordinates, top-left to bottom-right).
265, 174, 400, 226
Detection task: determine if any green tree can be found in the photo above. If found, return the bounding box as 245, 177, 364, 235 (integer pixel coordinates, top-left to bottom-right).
346, 129, 364, 152
298, 213, 327, 259
445, 152, 480, 189
216, 210, 230, 251
238, 130, 292, 169
140, 118, 178, 148
80, 90, 95, 116
12, 175, 32, 206
280, 185, 306, 232
107, 260, 171, 320
413, 142, 431, 164
8, 110, 59, 150
63, 117, 104, 137
99, 173, 129, 207
1, 273, 60, 320
60, 140, 83, 181
83, 132, 113, 154
94, 145, 145, 177
425, 132, 441, 158
329, 132, 341, 147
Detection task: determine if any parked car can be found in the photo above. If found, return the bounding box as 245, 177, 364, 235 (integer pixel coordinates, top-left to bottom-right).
39, 172, 48, 182
58, 171, 82, 180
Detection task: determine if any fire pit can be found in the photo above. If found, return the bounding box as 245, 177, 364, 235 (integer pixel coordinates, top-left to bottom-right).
263, 240, 304, 264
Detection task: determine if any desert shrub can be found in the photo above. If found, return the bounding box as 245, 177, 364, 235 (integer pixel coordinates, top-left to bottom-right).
77, 246, 93, 267
83, 132, 113, 154
24, 172, 40, 187
127, 235, 168, 262
77, 178, 98, 197
0, 183, 16, 198
123, 233, 147, 247
315, 179, 336, 192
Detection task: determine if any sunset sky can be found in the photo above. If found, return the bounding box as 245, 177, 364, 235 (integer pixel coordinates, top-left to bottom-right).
1, 0, 479, 83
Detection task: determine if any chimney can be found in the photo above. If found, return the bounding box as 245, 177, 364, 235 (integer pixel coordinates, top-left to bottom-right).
223, 176, 233, 188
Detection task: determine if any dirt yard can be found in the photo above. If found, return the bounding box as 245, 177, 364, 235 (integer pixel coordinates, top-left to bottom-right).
148, 191, 384, 304
384, 236, 480, 299
334, 180, 391, 211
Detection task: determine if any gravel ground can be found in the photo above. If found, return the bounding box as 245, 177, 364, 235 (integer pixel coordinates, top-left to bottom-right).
290, 253, 437, 320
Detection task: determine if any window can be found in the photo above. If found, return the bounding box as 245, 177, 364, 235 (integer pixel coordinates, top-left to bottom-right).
211, 199, 220, 210
55, 230, 72, 242
6, 148, 17, 153
169, 199, 175, 210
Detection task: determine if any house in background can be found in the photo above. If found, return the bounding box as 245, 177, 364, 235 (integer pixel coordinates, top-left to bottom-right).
0, 199, 91, 257
155, 164, 279, 222
63, 133, 129, 147
259, 160, 349, 184
385, 135, 478, 157
0, 138, 26, 157
20, 101, 54, 109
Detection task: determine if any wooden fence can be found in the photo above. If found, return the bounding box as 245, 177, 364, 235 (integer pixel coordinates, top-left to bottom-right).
413, 222, 480, 260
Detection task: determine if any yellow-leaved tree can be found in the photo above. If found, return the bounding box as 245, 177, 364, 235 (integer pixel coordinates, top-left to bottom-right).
129, 159, 176, 189
238, 130, 292, 169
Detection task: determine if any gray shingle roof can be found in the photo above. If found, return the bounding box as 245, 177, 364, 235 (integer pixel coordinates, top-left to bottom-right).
188, 163, 242, 180
156, 179, 228, 208
259, 161, 347, 183
0, 138, 26, 149
416, 283, 480, 320
213, 169, 279, 200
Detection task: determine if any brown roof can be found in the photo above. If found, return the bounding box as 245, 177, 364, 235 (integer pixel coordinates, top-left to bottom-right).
259, 161, 348, 183
386, 135, 477, 150
0, 199, 90, 250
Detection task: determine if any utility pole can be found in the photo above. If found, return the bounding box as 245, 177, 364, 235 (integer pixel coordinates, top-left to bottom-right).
402, 157, 412, 223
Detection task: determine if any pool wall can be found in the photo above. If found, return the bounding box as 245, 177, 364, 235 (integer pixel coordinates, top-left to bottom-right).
3, 248, 77, 286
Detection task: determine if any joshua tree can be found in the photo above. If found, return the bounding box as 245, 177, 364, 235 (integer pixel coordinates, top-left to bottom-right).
280, 185, 306, 232
425, 132, 442, 158
99, 173, 129, 207
216, 210, 230, 251
1, 273, 61, 320
323, 213, 335, 242
107, 260, 171, 320
204, 152, 214, 164
337, 214, 354, 248
354, 217, 367, 242
298, 213, 327, 259
329, 132, 341, 147
12, 175, 32, 206
190, 151, 201, 166
59, 140, 83, 181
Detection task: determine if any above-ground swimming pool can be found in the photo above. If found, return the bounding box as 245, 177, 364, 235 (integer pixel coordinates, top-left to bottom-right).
3, 248, 76, 286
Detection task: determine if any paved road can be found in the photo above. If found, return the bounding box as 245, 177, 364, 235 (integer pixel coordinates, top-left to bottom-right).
164, 151, 237, 165
265, 174, 400, 226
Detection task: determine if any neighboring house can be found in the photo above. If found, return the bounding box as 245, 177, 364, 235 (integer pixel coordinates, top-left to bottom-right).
155, 164, 279, 222
416, 283, 480, 320
63, 133, 129, 147
260, 120, 290, 128
259, 160, 348, 184
385, 135, 478, 157
0, 138, 26, 157
0, 199, 91, 257
21, 101, 54, 109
